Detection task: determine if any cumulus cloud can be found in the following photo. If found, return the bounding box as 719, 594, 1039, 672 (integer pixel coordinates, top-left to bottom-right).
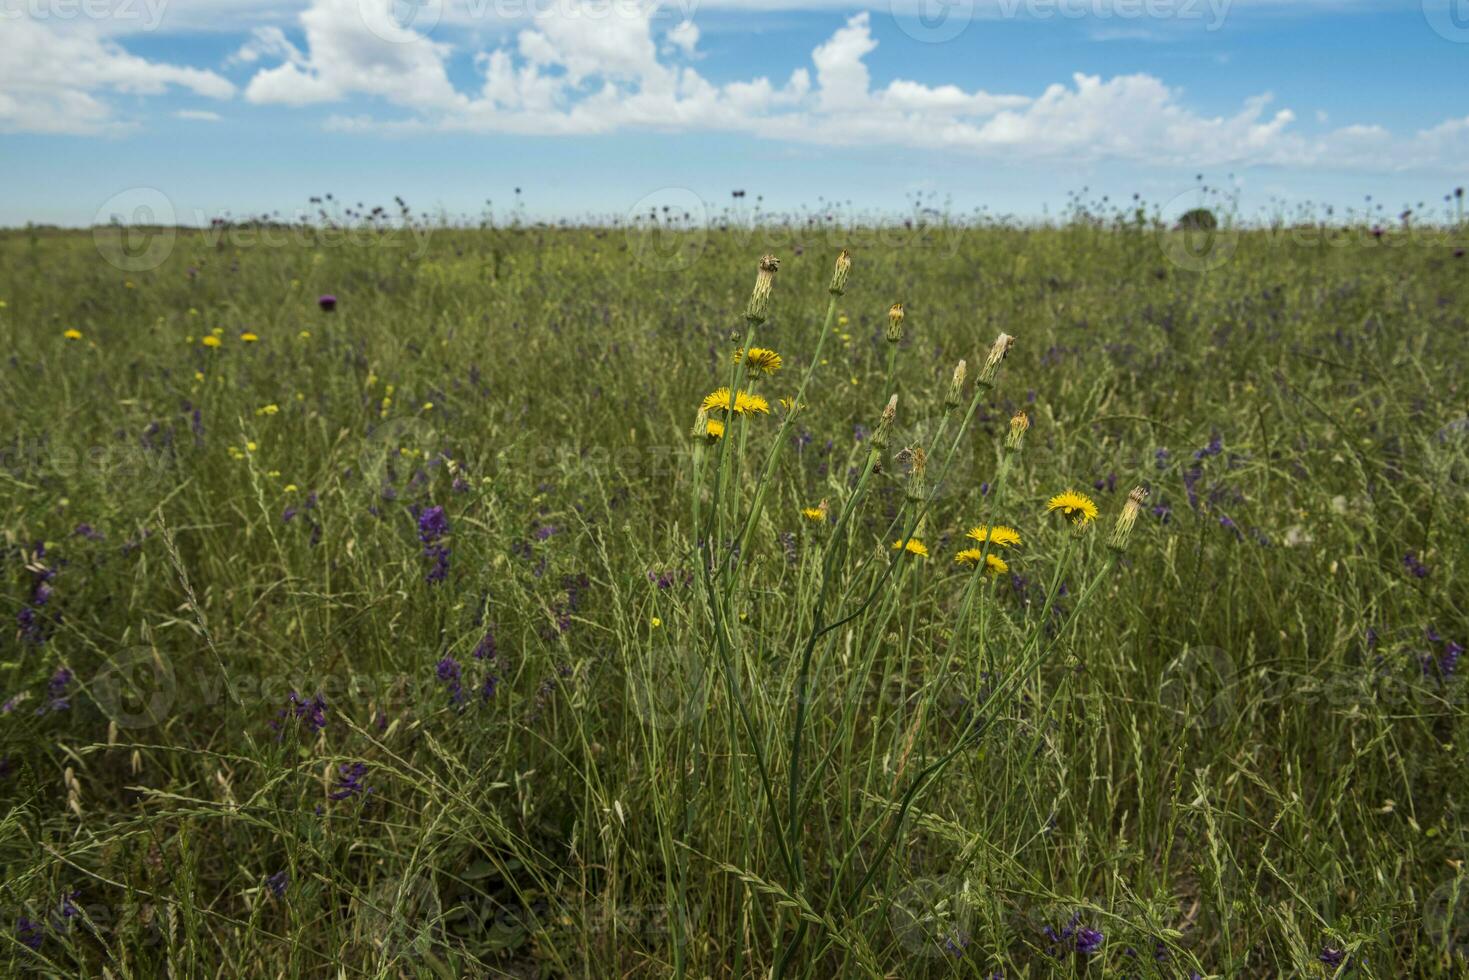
0, 16, 233, 134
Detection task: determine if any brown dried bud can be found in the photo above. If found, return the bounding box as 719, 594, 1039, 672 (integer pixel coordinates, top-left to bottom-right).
745, 254, 780, 325
976, 332, 1014, 387
829, 250, 852, 295
886, 303, 905, 343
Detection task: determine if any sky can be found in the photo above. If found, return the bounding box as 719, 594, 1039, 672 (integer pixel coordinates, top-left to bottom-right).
2, 0, 1467, 227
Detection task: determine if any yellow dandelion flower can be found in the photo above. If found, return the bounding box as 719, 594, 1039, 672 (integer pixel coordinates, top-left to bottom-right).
283, 484, 298, 493
733, 347, 783, 375
201, 335, 222, 348
1046, 489, 1099, 527
955, 549, 1009, 575
245, 441, 258, 452
702, 419, 726, 441
651, 616, 663, 628
966, 525, 1022, 548
801, 499, 829, 523
701, 388, 770, 416
240, 332, 259, 343
892, 538, 929, 558
63, 328, 83, 340
255, 404, 280, 416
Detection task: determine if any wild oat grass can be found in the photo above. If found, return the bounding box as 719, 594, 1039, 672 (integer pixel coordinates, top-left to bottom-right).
0, 220, 1466, 977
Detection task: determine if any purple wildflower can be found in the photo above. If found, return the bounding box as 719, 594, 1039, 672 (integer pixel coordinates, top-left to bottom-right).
1075, 927, 1104, 955
1319, 946, 1345, 968
17, 916, 43, 951
271, 692, 327, 738
436, 656, 465, 707
42, 668, 72, 713
328, 762, 370, 801
73, 523, 104, 541
318, 294, 337, 312
266, 871, 289, 899
1404, 551, 1430, 579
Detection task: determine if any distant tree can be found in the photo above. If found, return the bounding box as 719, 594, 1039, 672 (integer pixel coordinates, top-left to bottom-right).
1175, 208, 1218, 231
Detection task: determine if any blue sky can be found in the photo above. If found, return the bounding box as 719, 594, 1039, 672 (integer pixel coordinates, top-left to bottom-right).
3, 0, 1466, 226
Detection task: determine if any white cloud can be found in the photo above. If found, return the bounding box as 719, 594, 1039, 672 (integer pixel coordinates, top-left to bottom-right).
0, 16, 233, 134
175, 109, 224, 121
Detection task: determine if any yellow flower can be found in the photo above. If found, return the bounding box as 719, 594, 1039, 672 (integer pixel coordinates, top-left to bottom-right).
955, 549, 1009, 575
422, 402, 434, 411
892, 538, 929, 558
298, 330, 311, 339
701, 388, 770, 416
194, 371, 205, 382
202, 335, 222, 348
837, 314, 849, 327
1047, 489, 1099, 527
245, 441, 258, 452
211, 327, 224, 336
255, 404, 279, 416
800, 499, 829, 523
703, 419, 726, 440
240, 332, 259, 343
63, 329, 83, 340
733, 347, 782, 375
966, 525, 1021, 548
283, 484, 298, 493
651, 616, 662, 628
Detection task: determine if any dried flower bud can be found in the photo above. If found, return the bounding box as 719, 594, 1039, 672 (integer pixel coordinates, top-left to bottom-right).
945, 359, 967, 409
745, 254, 780, 325
1005, 410, 1029, 452
976, 332, 1014, 388
886, 303, 905, 343
690, 406, 709, 441
829, 250, 852, 295
872, 394, 898, 453
898, 445, 928, 502
1108, 486, 1149, 553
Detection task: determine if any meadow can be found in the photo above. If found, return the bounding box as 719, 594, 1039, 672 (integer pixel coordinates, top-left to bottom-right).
1, 212, 1466, 977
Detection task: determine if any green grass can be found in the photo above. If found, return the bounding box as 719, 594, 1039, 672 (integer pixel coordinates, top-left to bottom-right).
0, 219, 1466, 977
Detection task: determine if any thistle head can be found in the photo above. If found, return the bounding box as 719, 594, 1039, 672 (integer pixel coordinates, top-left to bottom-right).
829, 250, 852, 295
886, 303, 905, 343
745, 254, 780, 325
945, 359, 967, 409
976, 332, 1015, 388
1005, 410, 1030, 452
1108, 486, 1149, 553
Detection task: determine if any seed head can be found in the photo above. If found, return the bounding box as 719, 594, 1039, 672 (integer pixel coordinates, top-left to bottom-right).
745, 254, 780, 325
829, 250, 852, 295
976, 332, 1015, 388
946, 359, 967, 409
1108, 486, 1149, 553
1005, 410, 1029, 452
898, 445, 928, 502
886, 303, 905, 343
872, 394, 898, 453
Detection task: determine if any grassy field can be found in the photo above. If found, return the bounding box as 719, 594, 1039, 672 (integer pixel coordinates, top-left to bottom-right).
1, 216, 1466, 977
